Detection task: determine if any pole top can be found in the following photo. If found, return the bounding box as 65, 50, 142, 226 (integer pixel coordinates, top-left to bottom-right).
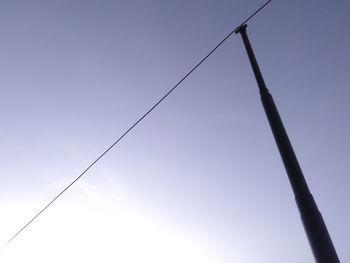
235, 24, 247, 34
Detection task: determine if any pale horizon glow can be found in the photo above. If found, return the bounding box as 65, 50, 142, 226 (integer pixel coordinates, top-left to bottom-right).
1, 181, 223, 263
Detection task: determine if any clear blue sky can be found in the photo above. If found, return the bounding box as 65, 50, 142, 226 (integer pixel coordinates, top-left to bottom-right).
1, 0, 349, 262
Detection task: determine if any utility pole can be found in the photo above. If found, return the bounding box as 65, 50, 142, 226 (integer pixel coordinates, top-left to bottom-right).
235, 24, 339, 263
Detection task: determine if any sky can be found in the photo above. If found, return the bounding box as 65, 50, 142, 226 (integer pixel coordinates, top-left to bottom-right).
0, 0, 349, 262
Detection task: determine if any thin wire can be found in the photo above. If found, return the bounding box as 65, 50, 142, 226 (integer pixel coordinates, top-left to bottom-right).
3, 0, 272, 249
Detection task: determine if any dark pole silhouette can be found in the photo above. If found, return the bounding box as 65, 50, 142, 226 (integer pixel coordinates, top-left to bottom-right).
235, 24, 339, 263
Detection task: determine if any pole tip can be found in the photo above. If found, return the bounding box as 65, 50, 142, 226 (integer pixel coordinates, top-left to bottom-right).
235, 24, 247, 34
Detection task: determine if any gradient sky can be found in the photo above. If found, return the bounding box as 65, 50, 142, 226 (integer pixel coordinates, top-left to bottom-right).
1, 0, 349, 262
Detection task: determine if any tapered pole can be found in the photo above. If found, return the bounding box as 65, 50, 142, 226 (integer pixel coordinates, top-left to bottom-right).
235, 24, 339, 263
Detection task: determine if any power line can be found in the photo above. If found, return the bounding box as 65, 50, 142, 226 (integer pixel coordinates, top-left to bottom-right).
3, 0, 272, 249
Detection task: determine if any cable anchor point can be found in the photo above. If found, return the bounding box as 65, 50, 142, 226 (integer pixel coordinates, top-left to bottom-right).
235, 24, 247, 35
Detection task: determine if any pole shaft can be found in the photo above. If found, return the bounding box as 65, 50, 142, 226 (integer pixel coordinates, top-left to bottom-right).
235, 24, 339, 263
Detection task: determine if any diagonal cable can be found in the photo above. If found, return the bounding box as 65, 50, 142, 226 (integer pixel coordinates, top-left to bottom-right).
3, 0, 272, 248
